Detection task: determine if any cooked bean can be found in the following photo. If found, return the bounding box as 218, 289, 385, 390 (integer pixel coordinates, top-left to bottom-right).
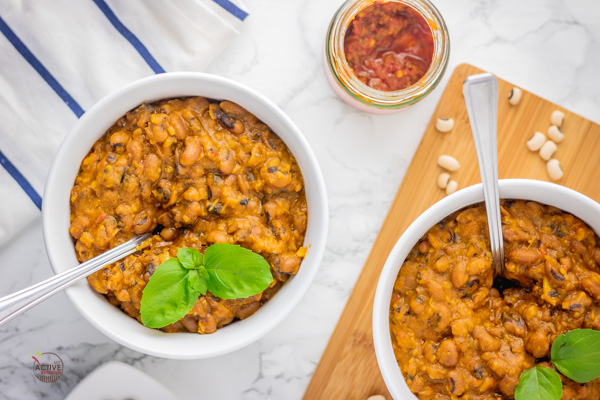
143, 153, 162, 182
525, 330, 549, 358
110, 130, 130, 149
437, 339, 458, 367
180, 137, 202, 166
447, 369, 466, 396
451, 261, 468, 288
473, 326, 501, 352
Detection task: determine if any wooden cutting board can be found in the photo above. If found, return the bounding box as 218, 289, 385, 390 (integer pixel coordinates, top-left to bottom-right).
303, 63, 600, 400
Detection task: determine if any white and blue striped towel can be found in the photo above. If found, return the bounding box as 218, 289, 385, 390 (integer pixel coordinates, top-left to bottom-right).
0, 0, 248, 247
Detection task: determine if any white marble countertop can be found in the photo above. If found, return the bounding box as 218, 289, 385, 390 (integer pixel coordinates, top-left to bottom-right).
1, 1, 599, 399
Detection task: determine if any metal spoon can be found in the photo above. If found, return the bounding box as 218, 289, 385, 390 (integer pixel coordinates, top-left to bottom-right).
463, 73, 504, 276
0, 233, 151, 327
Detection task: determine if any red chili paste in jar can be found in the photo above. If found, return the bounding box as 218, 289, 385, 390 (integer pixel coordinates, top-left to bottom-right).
343, 2, 434, 91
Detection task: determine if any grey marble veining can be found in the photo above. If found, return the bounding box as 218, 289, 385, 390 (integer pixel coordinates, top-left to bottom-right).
1, 0, 599, 399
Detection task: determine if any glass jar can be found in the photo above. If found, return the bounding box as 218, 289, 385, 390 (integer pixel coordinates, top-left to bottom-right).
324, 0, 450, 114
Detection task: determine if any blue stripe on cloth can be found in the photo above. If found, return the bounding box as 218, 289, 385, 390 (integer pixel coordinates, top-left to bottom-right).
0, 15, 85, 118
212, 0, 248, 21
0, 149, 42, 210
93, 0, 166, 74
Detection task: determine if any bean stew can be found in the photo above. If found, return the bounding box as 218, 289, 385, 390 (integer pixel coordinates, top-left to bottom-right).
390, 200, 600, 399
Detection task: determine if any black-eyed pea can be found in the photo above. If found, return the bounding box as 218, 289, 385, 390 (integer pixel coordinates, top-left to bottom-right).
126, 140, 143, 162
433, 255, 451, 273
437, 339, 459, 368
168, 113, 188, 140
445, 180, 458, 195
547, 125, 564, 143
180, 137, 202, 166
438, 155, 460, 172
526, 132, 546, 151
547, 159, 563, 181
109, 130, 130, 149
366, 395, 386, 400
550, 110, 565, 127
183, 187, 202, 202
451, 261, 468, 288
160, 227, 178, 241
143, 153, 162, 182
525, 330, 549, 358
218, 149, 236, 175
447, 369, 466, 396
539, 140, 557, 161
436, 118, 454, 133
508, 87, 522, 105
437, 172, 451, 189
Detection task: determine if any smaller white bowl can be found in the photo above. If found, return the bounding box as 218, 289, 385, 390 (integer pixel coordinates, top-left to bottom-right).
373, 179, 600, 399
42, 72, 328, 359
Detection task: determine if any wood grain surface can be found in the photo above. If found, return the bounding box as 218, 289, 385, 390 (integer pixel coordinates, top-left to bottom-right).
303, 63, 600, 400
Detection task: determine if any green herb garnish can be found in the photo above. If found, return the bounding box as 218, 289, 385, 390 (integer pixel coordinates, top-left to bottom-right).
515, 329, 600, 399
514, 366, 562, 400
140, 244, 273, 329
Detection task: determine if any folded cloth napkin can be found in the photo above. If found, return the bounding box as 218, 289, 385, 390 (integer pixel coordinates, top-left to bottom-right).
0, 0, 248, 247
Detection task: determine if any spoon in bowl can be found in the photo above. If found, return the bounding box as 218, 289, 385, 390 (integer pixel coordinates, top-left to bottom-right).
463, 73, 505, 276
0, 233, 151, 327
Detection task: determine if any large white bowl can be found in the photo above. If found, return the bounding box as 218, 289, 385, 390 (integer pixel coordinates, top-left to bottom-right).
42, 72, 328, 359
373, 179, 600, 399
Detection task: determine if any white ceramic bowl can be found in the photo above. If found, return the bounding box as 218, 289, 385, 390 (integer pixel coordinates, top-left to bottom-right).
42, 72, 328, 359
373, 179, 600, 399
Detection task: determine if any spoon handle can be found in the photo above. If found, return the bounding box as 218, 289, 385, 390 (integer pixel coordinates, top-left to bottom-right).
463, 73, 504, 276
0, 233, 151, 327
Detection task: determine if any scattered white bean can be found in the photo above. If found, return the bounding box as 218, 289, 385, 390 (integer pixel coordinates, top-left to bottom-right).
547, 125, 564, 143
437, 172, 451, 189
550, 110, 565, 127
366, 396, 386, 400
539, 140, 558, 161
526, 132, 546, 151
436, 118, 454, 133
547, 159, 563, 181
508, 87, 522, 105
446, 180, 458, 195
437, 155, 460, 172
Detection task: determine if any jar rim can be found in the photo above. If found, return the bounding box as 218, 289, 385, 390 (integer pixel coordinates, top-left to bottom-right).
325, 0, 450, 110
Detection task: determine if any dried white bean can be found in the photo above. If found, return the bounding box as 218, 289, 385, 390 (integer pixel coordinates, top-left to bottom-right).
446, 180, 458, 195
508, 87, 522, 105
437, 172, 451, 189
436, 118, 454, 133
438, 155, 460, 172
526, 132, 546, 151
539, 140, 558, 161
547, 125, 564, 143
366, 396, 386, 400
547, 159, 563, 181
550, 110, 565, 127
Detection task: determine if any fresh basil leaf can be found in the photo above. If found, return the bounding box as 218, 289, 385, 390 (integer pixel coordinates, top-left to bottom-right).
203, 243, 273, 300
187, 269, 208, 295
140, 258, 200, 328
514, 366, 562, 400
177, 247, 203, 270
551, 329, 600, 383
197, 264, 210, 282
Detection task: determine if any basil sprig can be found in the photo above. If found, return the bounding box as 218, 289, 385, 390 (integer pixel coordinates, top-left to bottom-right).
140, 244, 274, 329
514, 366, 562, 400
515, 329, 600, 399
